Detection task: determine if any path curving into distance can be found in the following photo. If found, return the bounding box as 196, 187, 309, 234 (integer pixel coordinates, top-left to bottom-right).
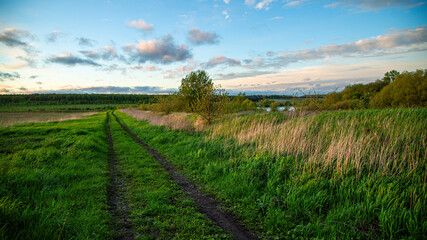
106, 113, 135, 240
112, 112, 260, 240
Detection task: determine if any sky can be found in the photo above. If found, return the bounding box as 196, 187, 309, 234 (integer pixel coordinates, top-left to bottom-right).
0, 0, 426, 95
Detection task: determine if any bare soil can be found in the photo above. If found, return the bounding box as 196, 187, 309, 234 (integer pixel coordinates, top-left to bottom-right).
106, 113, 134, 240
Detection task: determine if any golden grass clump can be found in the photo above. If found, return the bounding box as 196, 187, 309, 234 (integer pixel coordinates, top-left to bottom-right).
208, 109, 426, 176
0, 112, 97, 127
119, 109, 196, 131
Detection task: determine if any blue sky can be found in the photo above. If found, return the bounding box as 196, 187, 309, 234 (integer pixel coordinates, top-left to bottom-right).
0, 0, 426, 94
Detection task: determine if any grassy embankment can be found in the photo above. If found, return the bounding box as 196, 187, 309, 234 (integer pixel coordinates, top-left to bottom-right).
117, 108, 426, 239
0, 113, 110, 239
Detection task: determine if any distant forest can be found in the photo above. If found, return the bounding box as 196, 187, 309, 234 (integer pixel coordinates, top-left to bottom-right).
0, 93, 313, 106
0, 94, 157, 106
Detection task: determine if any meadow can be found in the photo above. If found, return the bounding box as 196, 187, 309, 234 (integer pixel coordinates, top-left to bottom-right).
118, 108, 426, 239
0, 107, 425, 239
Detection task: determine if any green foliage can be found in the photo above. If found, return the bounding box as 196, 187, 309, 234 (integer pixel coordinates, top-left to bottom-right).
269, 101, 279, 112
151, 93, 185, 114
178, 70, 214, 112
322, 70, 401, 110
0, 94, 156, 106
228, 93, 256, 112
178, 70, 229, 124
193, 84, 229, 124
372, 69, 427, 108
258, 99, 274, 107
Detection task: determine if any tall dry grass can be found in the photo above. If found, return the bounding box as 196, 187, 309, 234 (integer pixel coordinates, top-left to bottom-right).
0, 111, 97, 127
119, 108, 425, 176
209, 109, 426, 176
119, 109, 207, 131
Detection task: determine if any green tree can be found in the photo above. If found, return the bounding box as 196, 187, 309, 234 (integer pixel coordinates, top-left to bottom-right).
372, 69, 426, 108
192, 84, 229, 124
178, 70, 213, 112
178, 70, 229, 124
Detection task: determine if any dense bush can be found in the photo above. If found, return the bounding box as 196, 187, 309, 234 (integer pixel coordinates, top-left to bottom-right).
372, 69, 426, 108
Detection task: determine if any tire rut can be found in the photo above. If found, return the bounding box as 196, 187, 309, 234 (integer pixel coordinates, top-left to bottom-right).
112, 112, 260, 240
106, 113, 134, 240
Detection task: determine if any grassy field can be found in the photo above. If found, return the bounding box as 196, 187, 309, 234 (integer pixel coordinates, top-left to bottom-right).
1, 108, 425, 239
0, 111, 230, 239
116, 109, 426, 239
0, 111, 97, 127
0, 113, 110, 239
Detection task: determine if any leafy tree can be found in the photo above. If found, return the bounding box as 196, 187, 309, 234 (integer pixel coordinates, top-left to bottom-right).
178, 70, 229, 124
192, 84, 229, 124
178, 70, 213, 112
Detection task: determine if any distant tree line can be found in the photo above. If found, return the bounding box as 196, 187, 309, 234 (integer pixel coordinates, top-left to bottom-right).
0, 94, 158, 106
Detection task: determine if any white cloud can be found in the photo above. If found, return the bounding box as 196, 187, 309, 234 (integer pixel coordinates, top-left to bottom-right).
325, 0, 425, 10
222, 10, 230, 20
269, 16, 283, 20
285, 0, 308, 7
223, 0, 230, 4
255, 0, 276, 10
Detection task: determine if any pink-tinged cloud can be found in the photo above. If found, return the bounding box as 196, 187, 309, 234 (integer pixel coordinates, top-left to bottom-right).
276, 26, 427, 65
128, 19, 153, 33
206, 55, 241, 68
124, 35, 192, 64
164, 65, 196, 79
81, 46, 118, 61
130, 65, 161, 71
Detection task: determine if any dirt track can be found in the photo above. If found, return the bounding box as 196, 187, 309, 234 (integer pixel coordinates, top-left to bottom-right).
112, 112, 260, 240
106, 113, 134, 240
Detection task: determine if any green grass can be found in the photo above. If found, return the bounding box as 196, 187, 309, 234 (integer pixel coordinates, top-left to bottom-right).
108, 112, 231, 239
0, 113, 110, 239
115, 109, 427, 240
